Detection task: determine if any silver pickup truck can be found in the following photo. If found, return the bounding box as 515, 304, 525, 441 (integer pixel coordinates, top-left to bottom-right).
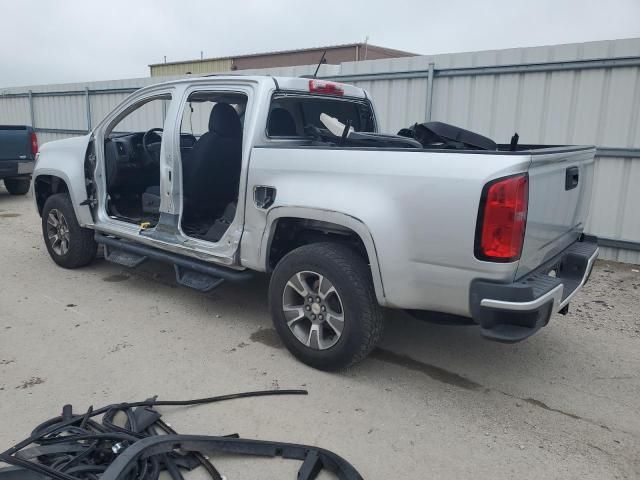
32, 76, 598, 370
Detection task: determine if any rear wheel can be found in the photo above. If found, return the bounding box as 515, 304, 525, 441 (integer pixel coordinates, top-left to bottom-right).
269, 242, 384, 370
4, 177, 30, 195
42, 193, 97, 268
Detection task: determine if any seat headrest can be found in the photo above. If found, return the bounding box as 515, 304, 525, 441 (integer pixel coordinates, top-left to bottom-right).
268, 108, 297, 136
209, 103, 242, 137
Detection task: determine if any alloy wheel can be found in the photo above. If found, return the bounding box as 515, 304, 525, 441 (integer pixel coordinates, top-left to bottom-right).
282, 270, 345, 350
46, 208, 71, 256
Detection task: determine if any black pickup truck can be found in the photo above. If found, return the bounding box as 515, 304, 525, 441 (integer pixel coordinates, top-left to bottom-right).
0, 125, 38, 195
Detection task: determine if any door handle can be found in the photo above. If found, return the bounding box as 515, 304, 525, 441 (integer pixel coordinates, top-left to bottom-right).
565, 167, 579, 190
254, 186, 276, 209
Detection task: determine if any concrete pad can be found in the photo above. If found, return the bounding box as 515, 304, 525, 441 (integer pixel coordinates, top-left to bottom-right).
0, 187, 638, 479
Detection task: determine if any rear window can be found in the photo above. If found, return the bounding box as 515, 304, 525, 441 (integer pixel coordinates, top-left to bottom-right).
267, 95, 375, 137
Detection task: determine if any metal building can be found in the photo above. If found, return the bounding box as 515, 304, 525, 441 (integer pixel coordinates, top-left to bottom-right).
1, 38, 639, 263
148, 43, 417, 76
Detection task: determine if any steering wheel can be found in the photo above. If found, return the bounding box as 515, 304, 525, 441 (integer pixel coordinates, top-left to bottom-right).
141, 128, 163, 167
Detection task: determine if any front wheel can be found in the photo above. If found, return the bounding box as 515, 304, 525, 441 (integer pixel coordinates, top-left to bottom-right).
269, 242, 385, 370
42, 193, 97, 268
4, 177, 30, 195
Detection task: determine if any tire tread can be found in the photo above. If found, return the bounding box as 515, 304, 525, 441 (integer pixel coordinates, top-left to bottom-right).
269, 242, 384, 370
4, 177, 30, 195
42, 193, 97, 269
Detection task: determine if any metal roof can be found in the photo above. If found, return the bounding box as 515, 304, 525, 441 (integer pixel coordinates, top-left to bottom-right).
148, 43, 418, 67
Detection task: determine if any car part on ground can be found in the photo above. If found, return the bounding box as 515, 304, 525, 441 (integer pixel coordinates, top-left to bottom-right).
0, 389, 364, 480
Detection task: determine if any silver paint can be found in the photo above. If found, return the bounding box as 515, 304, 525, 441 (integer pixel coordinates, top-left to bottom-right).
33, 76, 596, 319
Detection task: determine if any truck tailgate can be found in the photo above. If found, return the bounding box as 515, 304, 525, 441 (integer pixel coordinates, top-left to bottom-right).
0, 126, 32, 161
516, 146, 596, 278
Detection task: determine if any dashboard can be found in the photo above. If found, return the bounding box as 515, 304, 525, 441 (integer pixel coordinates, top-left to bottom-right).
105, 132, 198, 190
109, 132, 145, 165
107, 132, 198, 165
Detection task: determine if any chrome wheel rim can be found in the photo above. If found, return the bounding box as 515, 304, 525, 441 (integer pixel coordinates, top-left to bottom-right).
282, 270, 345, 350
47, 209, 70, 256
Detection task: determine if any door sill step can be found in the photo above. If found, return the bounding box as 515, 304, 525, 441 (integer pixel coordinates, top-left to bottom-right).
95, 233, 251, 293
104, 244, 147, 268
174, 265, 224, 292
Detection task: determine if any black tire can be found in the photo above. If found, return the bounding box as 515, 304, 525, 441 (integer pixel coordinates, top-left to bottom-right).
42, 193, 97, 268
269, 242, 385, 370
4, 177, 30, 195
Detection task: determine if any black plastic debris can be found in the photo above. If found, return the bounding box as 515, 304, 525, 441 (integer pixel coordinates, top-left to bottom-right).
0, 390, 363, 480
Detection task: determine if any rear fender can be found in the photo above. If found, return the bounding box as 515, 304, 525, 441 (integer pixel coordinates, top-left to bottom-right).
260, 206, 386, 305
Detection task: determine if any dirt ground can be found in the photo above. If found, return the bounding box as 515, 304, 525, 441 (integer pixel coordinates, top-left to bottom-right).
0, 186, 639, 479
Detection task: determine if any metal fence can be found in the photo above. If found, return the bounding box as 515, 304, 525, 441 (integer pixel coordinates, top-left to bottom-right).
1, 39, 639, 263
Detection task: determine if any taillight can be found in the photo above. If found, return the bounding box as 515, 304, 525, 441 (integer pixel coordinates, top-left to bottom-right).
30, 132, 38, 155
308, 79, 344, 96
475, 173, 528, 262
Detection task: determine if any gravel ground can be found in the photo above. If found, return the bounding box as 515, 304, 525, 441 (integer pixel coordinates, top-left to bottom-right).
0, 186, 639, 479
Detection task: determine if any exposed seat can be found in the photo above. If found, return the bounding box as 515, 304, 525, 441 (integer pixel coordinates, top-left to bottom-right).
183, 103, 243, 214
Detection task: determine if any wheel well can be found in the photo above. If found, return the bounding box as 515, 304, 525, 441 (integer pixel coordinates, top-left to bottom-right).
267, 218, 370, 270
35, 175, 69, 216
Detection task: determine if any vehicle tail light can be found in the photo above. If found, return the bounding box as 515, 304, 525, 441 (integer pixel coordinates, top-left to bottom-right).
308, 79, 344, 96
475, 173, 528, 262
30, 131, 38, 155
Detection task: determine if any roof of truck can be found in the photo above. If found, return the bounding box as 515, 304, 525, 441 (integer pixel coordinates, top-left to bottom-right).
147, 75, 368, 99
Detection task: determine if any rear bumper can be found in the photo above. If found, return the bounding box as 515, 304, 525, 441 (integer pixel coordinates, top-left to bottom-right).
0, 160, 34, 178
469, 236, 599, 342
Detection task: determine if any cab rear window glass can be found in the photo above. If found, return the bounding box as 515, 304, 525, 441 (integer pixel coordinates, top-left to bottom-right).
267, 95, 375, 137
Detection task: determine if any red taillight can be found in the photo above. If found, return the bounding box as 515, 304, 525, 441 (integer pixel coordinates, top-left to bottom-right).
30, 132, 38, 155
308, 79, 344, 96
475, 174, 528, 262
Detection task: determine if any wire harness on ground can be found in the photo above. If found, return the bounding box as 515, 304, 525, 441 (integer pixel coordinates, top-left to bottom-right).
0, 389, 363, 480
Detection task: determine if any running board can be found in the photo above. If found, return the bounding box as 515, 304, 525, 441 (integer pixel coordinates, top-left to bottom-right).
104, 244, 148, 268
95, 233, 252, 293
174, 265, 224, 292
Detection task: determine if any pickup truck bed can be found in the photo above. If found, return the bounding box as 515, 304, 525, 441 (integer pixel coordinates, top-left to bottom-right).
247, 141, 597, 343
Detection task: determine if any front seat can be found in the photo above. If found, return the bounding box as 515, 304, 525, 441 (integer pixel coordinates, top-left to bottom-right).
182, 103, 243, 215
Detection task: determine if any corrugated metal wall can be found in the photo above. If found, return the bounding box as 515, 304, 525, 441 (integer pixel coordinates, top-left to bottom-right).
0, 40, 638, 263
588, 156, 640, 248
150, 58, 234, 77
1, 97, 30, 125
